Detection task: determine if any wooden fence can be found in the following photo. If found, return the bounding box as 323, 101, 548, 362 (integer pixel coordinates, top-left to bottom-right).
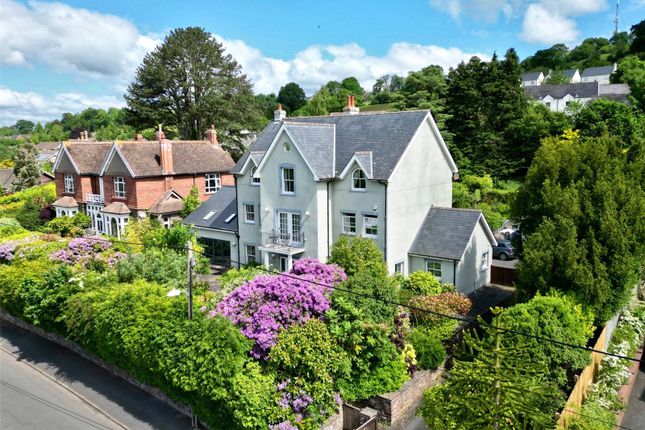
556, 325, 609, 428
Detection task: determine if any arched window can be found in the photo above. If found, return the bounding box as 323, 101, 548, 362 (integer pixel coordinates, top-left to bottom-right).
251, 166, 260, 184
351, 169, 366, 191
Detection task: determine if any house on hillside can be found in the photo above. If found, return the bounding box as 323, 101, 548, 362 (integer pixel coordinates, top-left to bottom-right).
563, 69, 581, 83
580, 64, 616, 85
184, 101, 497, 294
35, 141, 61, 165
521, 71, 545, 87
524, 82, 631, 112
51, 127, 235, 238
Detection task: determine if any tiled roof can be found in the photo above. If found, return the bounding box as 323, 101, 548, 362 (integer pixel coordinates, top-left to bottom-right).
0, 168, 16, 190
65, 143, 112, 174
149, 190, 185, 215
52, 196, 78, 208
522, 71, 542, 81
581, 65, 615, 77
183, 186, 237, 232
525, 82, 599, 100
409, 207, 494, 260
101, 202, 131, 215
234, 110, 437, 180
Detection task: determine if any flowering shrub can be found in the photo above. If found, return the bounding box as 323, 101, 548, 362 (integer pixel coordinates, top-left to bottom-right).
0, 243, 16, 263
49, 237, 125, 268
214, 273, 334, 359
409, 292, 472, 324
290, 258, 347, 289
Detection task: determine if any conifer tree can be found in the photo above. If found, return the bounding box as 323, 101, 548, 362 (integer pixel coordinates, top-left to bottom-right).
12, 142, 39, 191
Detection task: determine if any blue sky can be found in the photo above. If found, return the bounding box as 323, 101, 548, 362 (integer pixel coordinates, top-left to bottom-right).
1, 0, 643, 125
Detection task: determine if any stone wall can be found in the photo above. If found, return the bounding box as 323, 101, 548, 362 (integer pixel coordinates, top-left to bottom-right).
367, 368, 442, 428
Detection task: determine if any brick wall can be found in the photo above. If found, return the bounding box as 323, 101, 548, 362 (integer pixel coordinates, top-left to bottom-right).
55, 172, 92, 204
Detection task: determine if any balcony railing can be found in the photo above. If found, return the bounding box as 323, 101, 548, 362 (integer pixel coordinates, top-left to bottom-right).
262, 230, 305, 250
85, 193, 104, 204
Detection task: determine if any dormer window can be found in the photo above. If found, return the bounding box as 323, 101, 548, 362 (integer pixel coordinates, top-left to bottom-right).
351, 169, 366, 191
205, 173, 221, 193
64, 174, 74, 194
114, 177, 126, 198
251, 167, 260, 185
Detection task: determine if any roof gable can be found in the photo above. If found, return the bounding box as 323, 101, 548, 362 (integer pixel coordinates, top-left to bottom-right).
254, 125, 321, 180
53, 145, 80, 174
409, 207, 496, 260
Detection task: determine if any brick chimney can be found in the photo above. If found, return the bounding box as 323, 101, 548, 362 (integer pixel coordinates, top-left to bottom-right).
157, 125, 173, 175
206, 124, 218, 145
274, 103, 287, 121
343, 95, 360, 115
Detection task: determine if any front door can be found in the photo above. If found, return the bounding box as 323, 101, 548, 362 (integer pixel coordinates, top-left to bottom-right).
279, 256, 288, 272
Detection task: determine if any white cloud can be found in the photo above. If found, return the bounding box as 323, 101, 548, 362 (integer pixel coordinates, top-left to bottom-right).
0, 0, 159, 83
520, 1, 606, 44
220, 37, 487, 95
429, 0, 520, 21
0, 87, 124, 125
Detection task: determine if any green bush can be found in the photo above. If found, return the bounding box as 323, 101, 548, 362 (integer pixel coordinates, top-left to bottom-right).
405, 271, 442, 296
328, 297, 408, 401
567, 401, 615, 430
219, 266, 268, 296
115, 248, 187, 289
329, 235, 385, 277
269, 319, 347, 428
227, 362, 281, 428
46, 213, 91, 237
0, 259, 51, 318
408, 327, 446, 369
495, 294, 594, 389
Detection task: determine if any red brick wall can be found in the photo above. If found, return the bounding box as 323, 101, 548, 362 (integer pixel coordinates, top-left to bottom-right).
103, 175, 137, 208
55, 172, 92, 203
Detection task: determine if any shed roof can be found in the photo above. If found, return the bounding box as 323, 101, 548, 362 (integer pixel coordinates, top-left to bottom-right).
183, 186, 238, 232
409, 207, 496, 260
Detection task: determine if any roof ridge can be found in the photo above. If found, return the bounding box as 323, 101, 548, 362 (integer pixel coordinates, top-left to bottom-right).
283, 109, 429, 119
284, 121, 335, 127
432, 206, 483, 213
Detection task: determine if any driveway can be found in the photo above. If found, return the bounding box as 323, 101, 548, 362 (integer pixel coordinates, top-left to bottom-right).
0, 320, 192, 429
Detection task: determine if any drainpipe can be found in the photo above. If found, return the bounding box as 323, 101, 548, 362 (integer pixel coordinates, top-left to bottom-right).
326, 180, 330, 258
453, 259, 457, 287
234, 175, 241, 268
378, 180, 388, 262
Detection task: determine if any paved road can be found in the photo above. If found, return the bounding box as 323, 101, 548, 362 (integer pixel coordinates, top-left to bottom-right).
1, 349, 119, 430
622, 344, 645, 429
0, 321, 192, 429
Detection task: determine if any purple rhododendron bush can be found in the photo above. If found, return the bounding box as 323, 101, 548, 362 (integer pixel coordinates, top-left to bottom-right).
213, 258, 346, 359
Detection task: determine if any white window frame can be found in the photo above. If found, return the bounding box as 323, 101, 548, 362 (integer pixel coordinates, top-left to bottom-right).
250, 167, 260, 185
351, 169, 366, 191
205, 173, 221, 193
363, 214, 378, 238
481, 251, 490, 271
276, 211, 302, 244
245, 245, 256, 263
281, 167, 295, 195
342, 212, 356, 235
425, 260, 442, 277
394, 261, 404, 274
243, 203, 256, 224
64, 174, 74, 194
114, 177, 126, 198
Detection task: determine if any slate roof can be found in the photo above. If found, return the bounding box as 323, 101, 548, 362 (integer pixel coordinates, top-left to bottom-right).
525, 82, 599, 100
581, 65, 615, 77
0, 169, 16, 191
409, 207, 495, 260
65, 143, 112, 174
522, 71, 542, 81
563, 69, 579, 79
284, 123, 335, 178
52, 196, 78, 208
233, 110, 438, 180
183, 186, 238, 232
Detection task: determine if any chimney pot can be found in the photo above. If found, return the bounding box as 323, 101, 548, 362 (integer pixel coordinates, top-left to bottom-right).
206, 125, 218, 145
155, 124, 165, 141
343, 95, 360, 115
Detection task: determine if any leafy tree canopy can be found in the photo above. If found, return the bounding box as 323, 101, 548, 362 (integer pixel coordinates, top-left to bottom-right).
277, 82, 307, 113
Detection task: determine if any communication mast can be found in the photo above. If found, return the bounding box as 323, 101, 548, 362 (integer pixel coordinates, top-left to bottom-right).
614, 0, 620, 35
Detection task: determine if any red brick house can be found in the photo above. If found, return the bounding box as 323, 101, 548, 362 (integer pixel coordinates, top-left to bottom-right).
52, 127, 235, 237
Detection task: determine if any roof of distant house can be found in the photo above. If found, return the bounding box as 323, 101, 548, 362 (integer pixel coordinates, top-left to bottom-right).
581, 65, 615, 77
409, 207, 496, 260
522, 71, 543, 81
232, 110, 454, 180
0, 168, 16, 191
524, 82, 599, 99
183, 186, 237, 232
563, 69, 579, 78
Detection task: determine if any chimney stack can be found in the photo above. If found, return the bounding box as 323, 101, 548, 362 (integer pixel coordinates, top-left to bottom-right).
206, 124, 218, 145
343, 95, 360, 115
274, 103, 287, 122
157, 125, 173, 175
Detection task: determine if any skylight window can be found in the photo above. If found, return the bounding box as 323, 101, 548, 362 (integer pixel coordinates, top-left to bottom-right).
203, 211, 217, 220
224, 213, 237, 223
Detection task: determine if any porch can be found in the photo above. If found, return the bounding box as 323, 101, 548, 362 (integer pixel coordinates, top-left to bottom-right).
258, 230, 305, 271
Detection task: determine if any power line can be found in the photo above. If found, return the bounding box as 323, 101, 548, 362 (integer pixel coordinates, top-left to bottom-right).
1, 222, 644, 365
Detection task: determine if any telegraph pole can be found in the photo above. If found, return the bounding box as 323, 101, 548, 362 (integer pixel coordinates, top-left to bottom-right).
187, 240, 194, 320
